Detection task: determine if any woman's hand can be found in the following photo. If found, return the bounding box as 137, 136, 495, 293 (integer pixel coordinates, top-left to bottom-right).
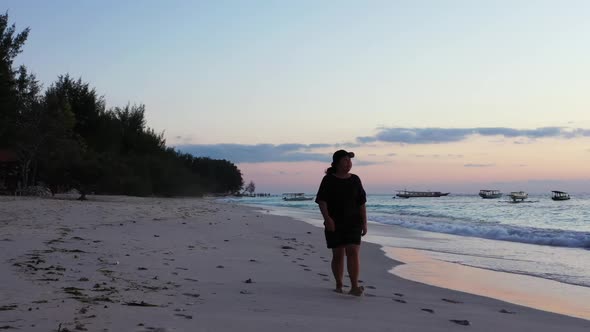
361, 223, 367, 236
323, 217, 336, 232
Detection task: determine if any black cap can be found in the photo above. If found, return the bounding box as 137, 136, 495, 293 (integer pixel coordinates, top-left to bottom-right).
332, 150, 355, 163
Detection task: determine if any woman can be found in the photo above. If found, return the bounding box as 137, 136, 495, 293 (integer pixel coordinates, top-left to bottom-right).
315, 149, 367, 296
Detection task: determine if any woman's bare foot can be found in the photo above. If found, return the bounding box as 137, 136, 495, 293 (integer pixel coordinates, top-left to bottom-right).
334, 288, 343, 293
349, 286, 364, 296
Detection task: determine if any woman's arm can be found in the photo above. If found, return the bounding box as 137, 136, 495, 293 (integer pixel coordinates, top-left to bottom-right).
360, 204, 367, 236
317, 200, 335, 232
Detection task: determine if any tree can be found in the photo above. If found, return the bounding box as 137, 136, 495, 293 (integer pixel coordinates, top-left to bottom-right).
0, 12, 30, 145
244, 181, 255, 195
12, 67, 42, 186
0, 12, 246, 198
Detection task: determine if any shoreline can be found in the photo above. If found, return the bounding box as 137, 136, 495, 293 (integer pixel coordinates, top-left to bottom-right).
247, 202, 590, 321
1, 196, 589, 331
387, 247, 590, 321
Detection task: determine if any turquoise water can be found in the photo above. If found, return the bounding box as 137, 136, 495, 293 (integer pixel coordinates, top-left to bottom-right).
223, 193, 590, 288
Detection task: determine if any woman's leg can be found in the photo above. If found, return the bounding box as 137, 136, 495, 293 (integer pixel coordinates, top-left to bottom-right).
345, 245, 363, 295
331, 247, 345, 291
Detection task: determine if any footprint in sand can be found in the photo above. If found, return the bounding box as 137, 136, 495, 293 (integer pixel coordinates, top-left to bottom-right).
421, 308, 435, 314
442, 298, 463, 304
393, 299, 407, 304
450, 319, 470, 326
175, 313, 193, 319
499, 309, 516, 314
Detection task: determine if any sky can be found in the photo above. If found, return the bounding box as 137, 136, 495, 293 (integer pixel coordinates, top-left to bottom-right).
4, 1, 590, 194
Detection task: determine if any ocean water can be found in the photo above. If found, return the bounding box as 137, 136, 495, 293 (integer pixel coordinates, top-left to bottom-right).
223, 193, 590, 289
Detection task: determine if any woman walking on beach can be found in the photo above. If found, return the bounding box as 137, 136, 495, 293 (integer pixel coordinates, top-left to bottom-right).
315, 150, 367, 296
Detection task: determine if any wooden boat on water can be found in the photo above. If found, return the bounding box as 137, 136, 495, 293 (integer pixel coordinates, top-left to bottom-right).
551, 191, 570, 201
508, 191, 528, 202
282, 193, 314, 201
395, 190, 450, 198
479, 189, 502, 199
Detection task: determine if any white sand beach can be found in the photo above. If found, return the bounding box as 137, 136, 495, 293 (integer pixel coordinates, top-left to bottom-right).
1, 196, 589, 331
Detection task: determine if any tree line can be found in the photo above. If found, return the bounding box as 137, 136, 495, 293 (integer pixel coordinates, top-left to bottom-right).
0, 13, 243, 198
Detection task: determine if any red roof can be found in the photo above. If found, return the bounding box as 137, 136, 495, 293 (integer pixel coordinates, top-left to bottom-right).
0, 149, 17, 162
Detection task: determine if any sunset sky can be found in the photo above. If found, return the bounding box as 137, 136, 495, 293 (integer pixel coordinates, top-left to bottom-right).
5, 1, 590, 193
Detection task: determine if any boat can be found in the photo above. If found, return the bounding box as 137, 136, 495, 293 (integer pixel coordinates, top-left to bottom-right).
282, 193, 314, 201
479, 189, 502, 199
395, 190, 450, 198
508, 191, 528, 202
551, 191, 570, 201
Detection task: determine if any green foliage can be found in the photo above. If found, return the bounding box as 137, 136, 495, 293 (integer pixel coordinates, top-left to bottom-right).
0, 12, 30, 144
0, 13, 244, 198
244, 181, 255, 194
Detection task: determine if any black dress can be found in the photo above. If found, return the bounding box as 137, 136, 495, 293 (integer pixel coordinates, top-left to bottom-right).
315, 174, 367, 248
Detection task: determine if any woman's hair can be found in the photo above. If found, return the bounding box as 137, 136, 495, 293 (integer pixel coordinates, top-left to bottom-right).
325, 163, 336, 174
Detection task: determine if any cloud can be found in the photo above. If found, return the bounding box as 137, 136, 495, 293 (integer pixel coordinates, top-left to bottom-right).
410, 153, 462, 159
375, 128, 473, 144
174, 127, 590, 164
175, 143, 384, 165
339, 142, 368, 148
359, 127, 590, 144
306, 144, 332, 150
354, 160, 379, 166
176, 143, 331, 163
513, 139, 533, 144
357, 136, 378, 143
464, 163, 495, 167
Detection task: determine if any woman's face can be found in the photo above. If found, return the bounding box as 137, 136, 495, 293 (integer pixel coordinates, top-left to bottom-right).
336, 156, 352, 173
